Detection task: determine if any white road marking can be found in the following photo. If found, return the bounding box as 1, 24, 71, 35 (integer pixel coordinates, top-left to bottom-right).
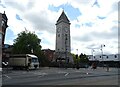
34, 72, 47, 76
65, 73, 69, 76
75, 70, 81, 72
58, 71, 66, 74
4, 75, 11, 79
0, 75, 2, 78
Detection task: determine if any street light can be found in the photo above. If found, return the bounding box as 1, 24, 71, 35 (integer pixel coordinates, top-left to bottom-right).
76, 49, 79, 69
91, 49, 95, 61
100, 44, 105, 68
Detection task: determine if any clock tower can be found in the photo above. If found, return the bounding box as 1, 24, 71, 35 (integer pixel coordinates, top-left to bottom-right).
55, 11, 73, 63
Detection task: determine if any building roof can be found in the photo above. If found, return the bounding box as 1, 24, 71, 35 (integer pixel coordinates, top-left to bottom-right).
42, 49, 55, 52
56, 10, 70, 24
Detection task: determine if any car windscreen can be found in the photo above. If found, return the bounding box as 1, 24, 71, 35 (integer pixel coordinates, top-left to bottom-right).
32, 57, 38, 62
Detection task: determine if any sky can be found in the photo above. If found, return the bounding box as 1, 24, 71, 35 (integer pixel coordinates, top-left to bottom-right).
0, 0, 119, 55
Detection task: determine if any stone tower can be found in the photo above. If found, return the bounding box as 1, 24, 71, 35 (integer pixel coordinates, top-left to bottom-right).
55, 11, 73, 63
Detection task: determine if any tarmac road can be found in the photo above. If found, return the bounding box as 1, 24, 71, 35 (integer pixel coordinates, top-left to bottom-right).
2, 67, 119, 86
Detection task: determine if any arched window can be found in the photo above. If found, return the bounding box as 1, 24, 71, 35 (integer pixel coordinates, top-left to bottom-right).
58, 34, 60, 37
115, 55, 117, 58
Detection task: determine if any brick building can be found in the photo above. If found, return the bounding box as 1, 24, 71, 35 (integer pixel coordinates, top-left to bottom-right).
42, 49, 55, 62
0, 11, 8, 67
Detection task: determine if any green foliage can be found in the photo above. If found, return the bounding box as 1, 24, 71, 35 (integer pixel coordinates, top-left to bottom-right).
72, 53, 89, 64
12, 30, 41, 54
71, 53, 80, 63
79, 53, 89, 63
12, 30, 50, 66
71, 53, 76, 63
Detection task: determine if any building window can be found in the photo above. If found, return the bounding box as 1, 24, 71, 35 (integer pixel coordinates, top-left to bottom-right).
115, 55, 117, 58
58, 34, 60, 37
88, 57, 90, 59
100, 56, 101, 58
0, 33, 2, 47
106, 56, 108, 58
94, 56, 95, 58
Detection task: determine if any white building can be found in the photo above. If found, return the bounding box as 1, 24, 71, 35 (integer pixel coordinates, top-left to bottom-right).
88, 54, 119, 62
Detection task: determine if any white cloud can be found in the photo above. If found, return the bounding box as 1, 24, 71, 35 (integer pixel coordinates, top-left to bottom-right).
1, 0, 118, 55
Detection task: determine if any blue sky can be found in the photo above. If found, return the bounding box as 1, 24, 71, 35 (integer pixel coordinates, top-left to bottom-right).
0, 0, 119, 55
48, 3, 81, 20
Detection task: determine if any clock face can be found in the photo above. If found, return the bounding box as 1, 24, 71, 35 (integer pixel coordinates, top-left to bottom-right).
1, 20, 5, 27
57, 27, 61, 33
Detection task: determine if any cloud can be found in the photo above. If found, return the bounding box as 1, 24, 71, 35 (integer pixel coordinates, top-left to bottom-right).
97, 16, 106, 20
0, 3, 6, 8
4, 0, 35, 12
2, 0, 118, 55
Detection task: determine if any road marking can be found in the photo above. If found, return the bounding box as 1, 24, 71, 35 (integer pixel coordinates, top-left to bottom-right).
4, 75, 11, 79
86, 73, 89, 75
65, 73, 69, 76
58, 71, 66, 74
0, 75, 2, 78
34, 72, 47, 76
75, 70, 81, 72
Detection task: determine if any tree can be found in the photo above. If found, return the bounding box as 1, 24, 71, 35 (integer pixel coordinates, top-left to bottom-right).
71, 53, 80, 64
71, 53, 77, 63
12, 30, 41, 54
12, 30, 50, 66
79, 53, 89, 63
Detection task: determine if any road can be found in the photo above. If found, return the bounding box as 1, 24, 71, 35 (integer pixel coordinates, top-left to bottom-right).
1, 67, 119, 86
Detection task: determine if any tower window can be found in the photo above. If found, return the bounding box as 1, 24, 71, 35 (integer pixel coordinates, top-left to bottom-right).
100, 56, 101, 58
58, 34, 60, 37
115, 55, 117, 58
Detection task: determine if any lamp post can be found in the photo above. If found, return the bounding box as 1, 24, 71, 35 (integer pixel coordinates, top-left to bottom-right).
76, 49, 79, 69
91, 49, 95, 61
100, 44, 105, 68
